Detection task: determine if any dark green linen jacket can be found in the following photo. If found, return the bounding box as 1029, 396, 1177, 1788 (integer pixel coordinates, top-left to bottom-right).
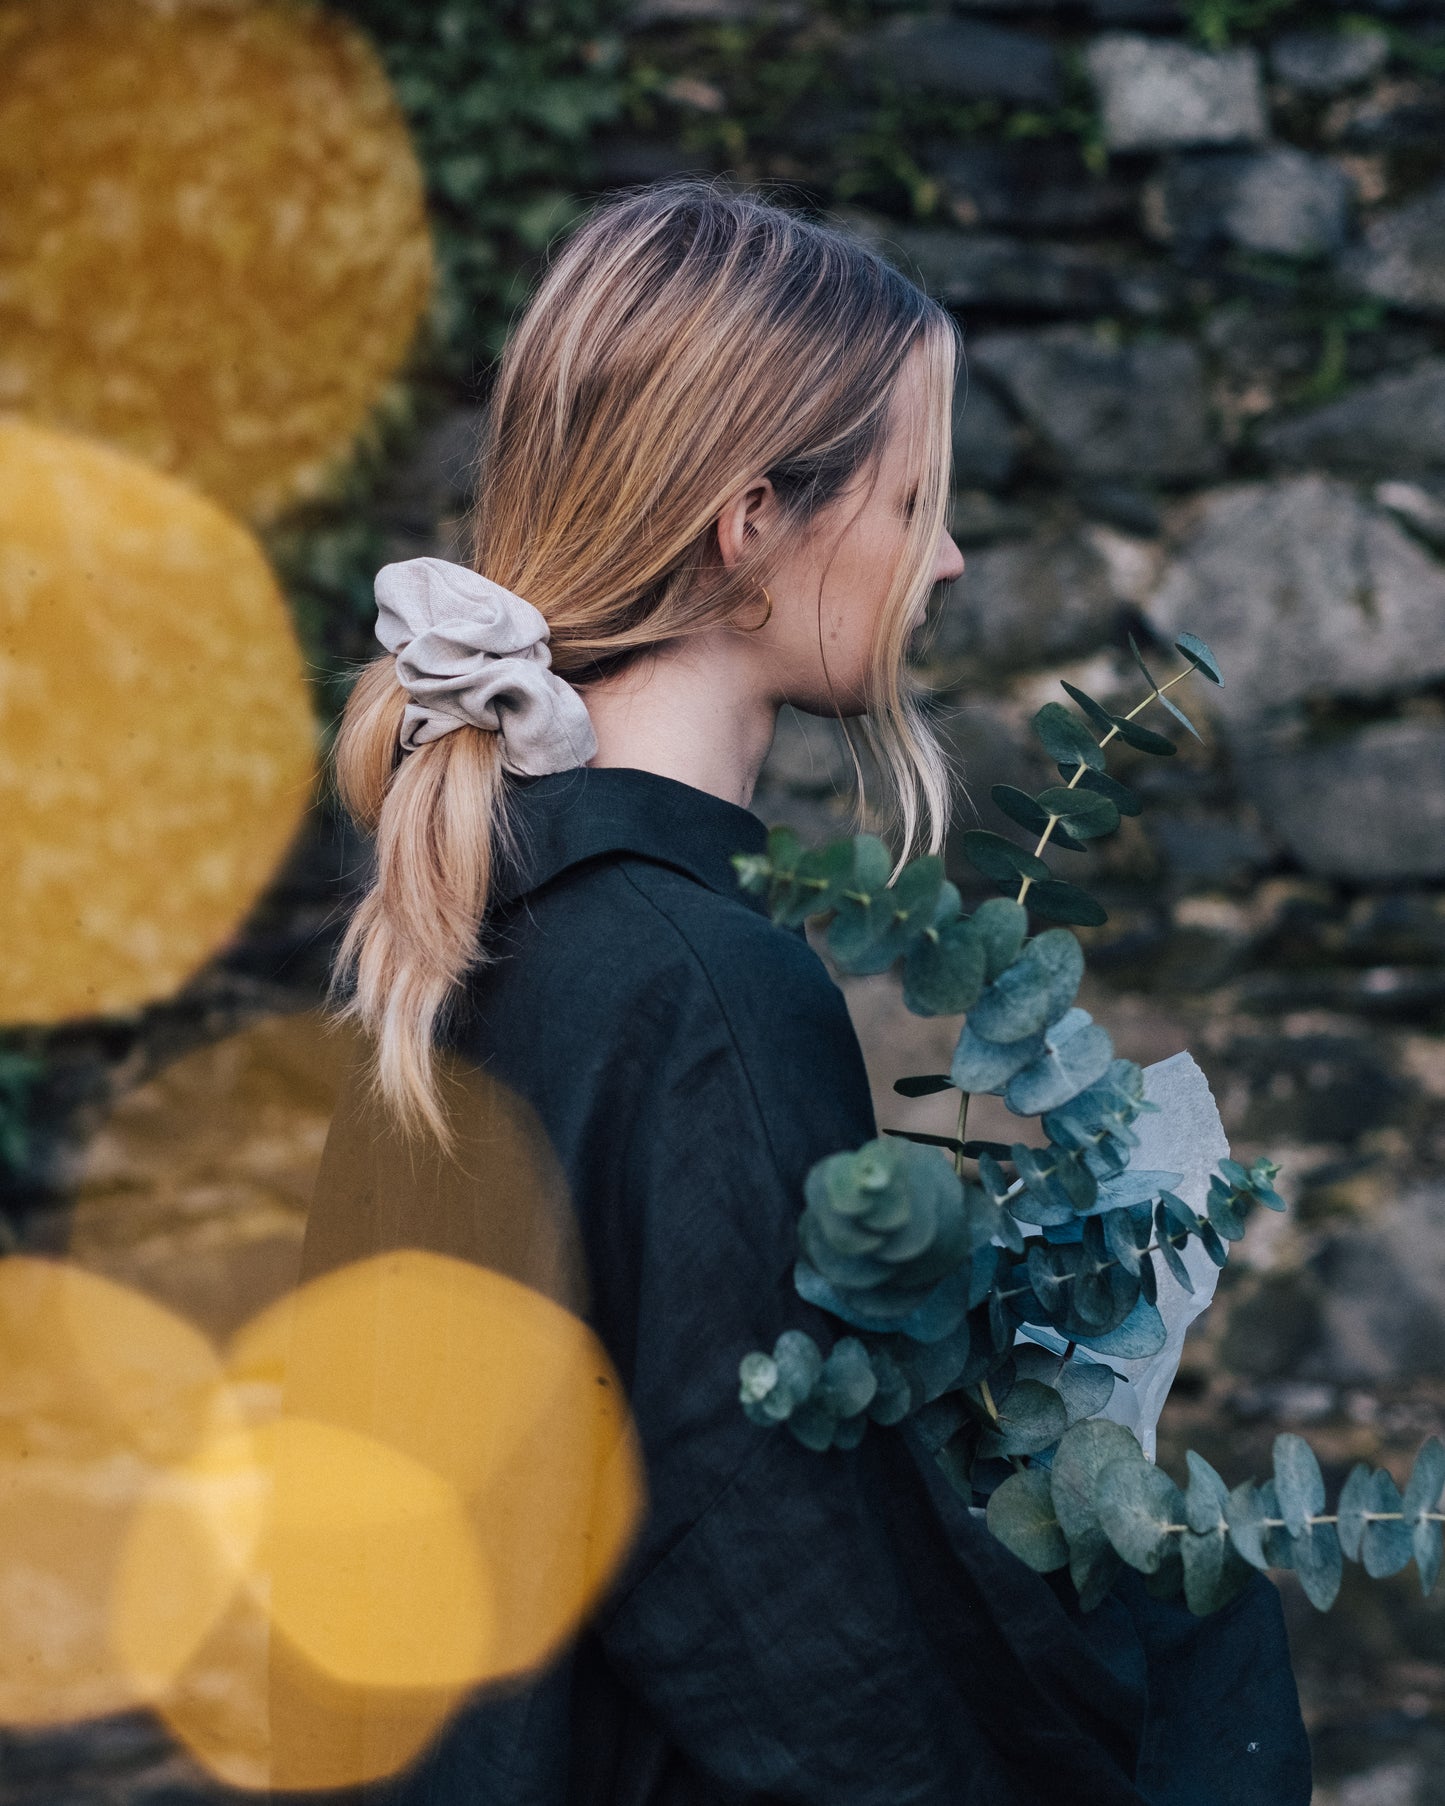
312, 764, 1311, 1806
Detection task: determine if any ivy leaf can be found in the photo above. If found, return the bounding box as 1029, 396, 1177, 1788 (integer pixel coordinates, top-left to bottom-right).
1175, 631, 1223, 685
991, 784, 1087, 852
1273, 1434, 1326, 1538
1035, 786, 1121, 841
1023, 880, 1109, 927
986, 1466, 1070, 1573
1097, 1456, 1185, 1574
962, 830, 1051, 884
1060, 680, 1116, 736
968, 929, 1084, 1044
1031, 702, 1106, 773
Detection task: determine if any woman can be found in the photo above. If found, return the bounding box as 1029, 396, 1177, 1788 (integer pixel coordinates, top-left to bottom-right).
321, 182, 1310, 1804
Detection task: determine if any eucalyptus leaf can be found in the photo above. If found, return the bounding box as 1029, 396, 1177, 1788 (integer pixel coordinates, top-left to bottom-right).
1032, 702, 1106, 772
1175, 632, 1223, 685
1273, 1434, 1326, 1538
1222, 1480, 1270, 1572
1061, 681, 1116, 735
1184, 1450, 1229, 1536
903, 907, 987, 1016
1362, 1469, 1415, 1578
1051, 1418, 1141, 1541
1403, 1436, 1445, 1528
1292, 1520, 1344, 1611
1097, 1456, 1185, 1574
1005, 1020, 1115, 1116
1061, 765, 1144, 818
892, 1074, 955, 1098
980, 1378, 1070, 1458
816, 1337, 877, 1419
1035, 786, 1121, 841
971, 897, 1030, 982
968, 929, 1084, 1044
992, 784, 1087, 852
962, 830, 1052, 884
1109, 714, 1177, 758
1126, 632, 1161, 695
1069, 1293, 1167, 1359
1182, 1525, 1254, 1615
986, 1466, 1070, 1573
1155, 688, 1203, 743
952, 1022, 1045, 1094
1336, 1461, 1373, 1562
1023, 880, 1109, 927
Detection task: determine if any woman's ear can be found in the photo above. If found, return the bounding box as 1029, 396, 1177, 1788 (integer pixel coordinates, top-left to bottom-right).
715, 476, 777, 572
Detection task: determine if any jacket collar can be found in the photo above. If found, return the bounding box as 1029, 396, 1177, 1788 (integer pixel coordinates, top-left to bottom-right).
492, 765, 774, 919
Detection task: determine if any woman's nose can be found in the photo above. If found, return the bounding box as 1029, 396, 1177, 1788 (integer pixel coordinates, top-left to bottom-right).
936, 531, 965, 585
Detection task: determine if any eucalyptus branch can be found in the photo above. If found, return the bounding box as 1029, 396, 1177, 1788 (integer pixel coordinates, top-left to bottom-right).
730, 625, 1444, 1617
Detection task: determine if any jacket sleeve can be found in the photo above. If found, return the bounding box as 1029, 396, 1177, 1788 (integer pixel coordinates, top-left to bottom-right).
586, 890, 995, 1801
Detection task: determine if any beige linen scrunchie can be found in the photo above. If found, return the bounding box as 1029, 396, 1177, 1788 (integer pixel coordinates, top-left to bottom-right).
373, 557, 597, 776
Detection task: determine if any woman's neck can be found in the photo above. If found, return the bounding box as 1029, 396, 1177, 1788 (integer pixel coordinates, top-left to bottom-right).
580, 627, 779, 810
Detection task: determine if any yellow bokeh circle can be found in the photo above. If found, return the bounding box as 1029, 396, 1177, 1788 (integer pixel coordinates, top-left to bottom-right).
0, 417, 317, 1025
0, 0, 434, 522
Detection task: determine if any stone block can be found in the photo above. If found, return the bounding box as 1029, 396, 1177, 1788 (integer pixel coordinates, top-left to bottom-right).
1085, 33, 1268, 151
928, 141, 1136, 234
1147, 477, 1445, 732
1153, 146, 1352, 258
971, 325, 1219, 484
1338, 179, 1445, 316
1308, 1181, 1445, 1384
1269, 26, 1390, 96
952, 370, 1020, 489
1259, 360, 1445, 478
925, 525, 1122, 674
1240, 719, 1445, 883
858, 16, 1061, 106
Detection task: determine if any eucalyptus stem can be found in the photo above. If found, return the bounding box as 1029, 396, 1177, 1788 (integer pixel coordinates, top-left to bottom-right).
1014, 665, 1193, 907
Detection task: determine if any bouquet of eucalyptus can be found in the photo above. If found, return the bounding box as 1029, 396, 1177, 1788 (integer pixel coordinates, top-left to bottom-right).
733, 636, 1444, 1617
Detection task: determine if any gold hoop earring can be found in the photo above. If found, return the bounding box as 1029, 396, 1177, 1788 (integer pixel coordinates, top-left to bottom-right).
745, 585, 773, 631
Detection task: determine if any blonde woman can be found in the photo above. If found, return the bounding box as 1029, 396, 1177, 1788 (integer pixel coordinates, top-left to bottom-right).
324, 183, 1309, 1805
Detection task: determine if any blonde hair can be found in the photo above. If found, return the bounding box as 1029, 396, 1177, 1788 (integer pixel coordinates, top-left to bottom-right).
329, 181, 959, 1150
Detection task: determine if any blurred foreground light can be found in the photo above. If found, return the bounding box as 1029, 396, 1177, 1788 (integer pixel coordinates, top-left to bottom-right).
0, 418, 316, 1025
0, 1249, 644, 1791
0, 0, 434, 522
0, 1258, 237, 1724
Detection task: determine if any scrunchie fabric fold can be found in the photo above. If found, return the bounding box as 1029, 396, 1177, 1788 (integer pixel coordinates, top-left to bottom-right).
373, 557, 597, 776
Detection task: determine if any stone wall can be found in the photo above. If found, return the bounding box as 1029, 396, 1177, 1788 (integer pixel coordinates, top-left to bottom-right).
5, 3, 1445, 1803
